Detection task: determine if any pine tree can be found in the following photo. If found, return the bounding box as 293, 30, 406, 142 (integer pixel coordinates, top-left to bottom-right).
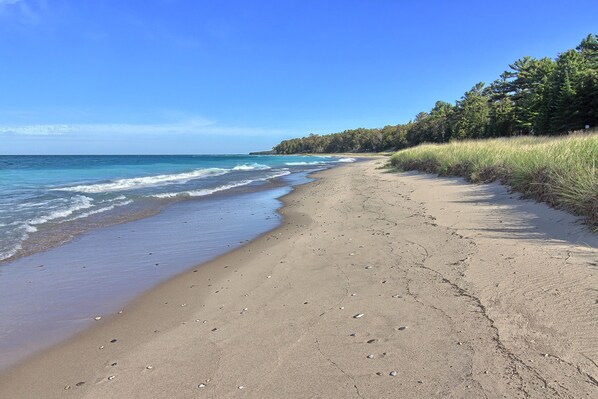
452, 83, 490, 139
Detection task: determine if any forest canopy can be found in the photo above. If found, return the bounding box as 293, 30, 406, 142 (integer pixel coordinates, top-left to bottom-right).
273, 34, 598, 154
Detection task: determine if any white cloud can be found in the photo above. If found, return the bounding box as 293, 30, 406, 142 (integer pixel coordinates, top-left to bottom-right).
0, 118, 286, 137
0, 0, 24, 6
0, 0, 43, 27
0, 124, 70, 135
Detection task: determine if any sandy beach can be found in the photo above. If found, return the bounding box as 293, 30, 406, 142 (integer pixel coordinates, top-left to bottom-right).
1, 158, 597, 398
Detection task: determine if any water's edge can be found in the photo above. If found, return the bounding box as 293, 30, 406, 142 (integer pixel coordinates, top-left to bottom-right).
1, 154, 353, 264
0, 169, 320, 371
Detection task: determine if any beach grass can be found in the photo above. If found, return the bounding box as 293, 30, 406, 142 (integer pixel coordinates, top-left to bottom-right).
389, 133, 598, 227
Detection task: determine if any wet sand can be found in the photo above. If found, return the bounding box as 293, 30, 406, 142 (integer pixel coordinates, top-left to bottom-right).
0, 184, 292, 371
1, 159, 597, 398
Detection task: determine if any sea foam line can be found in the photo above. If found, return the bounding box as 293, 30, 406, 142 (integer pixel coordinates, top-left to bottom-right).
28, 195, 94, 226
285, 158, 355, 166
285, 161, 327, 166
64, 200, 134, 222
52, 168, 229, 193
0, 243, 22, 262
232, 163, 271, 171
152, 170, 291, 199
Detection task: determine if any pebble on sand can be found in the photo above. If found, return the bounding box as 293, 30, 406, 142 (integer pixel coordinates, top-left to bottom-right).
238, 385, 244, 389
353, 313, 364, 318
367, 354, 374, 359
198, 383, 206, 388
365, 266, 372, 269
94, 316, 102, 321
146, 366, 153, 370
397, 326, 407, 331
108, 376, 115, 380
389, 371, 397, 377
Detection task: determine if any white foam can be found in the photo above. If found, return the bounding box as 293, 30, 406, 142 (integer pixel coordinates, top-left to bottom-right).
232, 163, 271, 171
152, 170, 291, 199
0, 224, 33, 261
52, 168, 229, 193
336, 157, 356, 163
269, 170, 292, 178
16, 201, 52, 210
28, 195, 94, 225
0, 243, 21, 261
24, 224, 38, 233
185, 180, 256, 197
285, 161, 327, 166
65, 200, 133, 222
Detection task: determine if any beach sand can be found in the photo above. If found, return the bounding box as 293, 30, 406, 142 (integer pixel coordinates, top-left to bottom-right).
1, 159, 597, 398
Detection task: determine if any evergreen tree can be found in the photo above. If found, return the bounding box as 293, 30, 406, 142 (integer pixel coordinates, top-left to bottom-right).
546, 50, 585, 132
453, 83, 490, 139
485, 77, 515, 136
503, 57, 554, 134
271, 34, 597, 154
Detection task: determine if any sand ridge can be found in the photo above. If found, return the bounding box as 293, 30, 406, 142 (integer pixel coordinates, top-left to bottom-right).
0, 159, 597, 398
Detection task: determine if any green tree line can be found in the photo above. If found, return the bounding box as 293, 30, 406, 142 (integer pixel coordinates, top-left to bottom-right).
273, 34, 598, 154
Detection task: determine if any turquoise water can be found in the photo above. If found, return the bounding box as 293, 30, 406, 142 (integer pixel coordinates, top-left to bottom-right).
0, 154, 355, 261
0, 154, 357, 370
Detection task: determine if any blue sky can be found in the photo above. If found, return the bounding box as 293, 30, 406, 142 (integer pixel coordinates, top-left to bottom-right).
1, 0, 597, 154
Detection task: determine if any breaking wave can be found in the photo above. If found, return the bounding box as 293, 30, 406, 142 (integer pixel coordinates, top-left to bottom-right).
232, 163, 271, 171
152, 171, 291, 199
52, 168, 229, 193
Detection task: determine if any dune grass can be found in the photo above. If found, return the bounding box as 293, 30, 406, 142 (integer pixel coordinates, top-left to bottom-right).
389, 133, 598, 227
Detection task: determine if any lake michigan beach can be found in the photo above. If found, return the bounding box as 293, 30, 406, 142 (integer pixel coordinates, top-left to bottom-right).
1, 158, 597, 398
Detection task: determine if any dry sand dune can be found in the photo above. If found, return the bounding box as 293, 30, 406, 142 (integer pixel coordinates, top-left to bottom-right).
1, 159, 597, 398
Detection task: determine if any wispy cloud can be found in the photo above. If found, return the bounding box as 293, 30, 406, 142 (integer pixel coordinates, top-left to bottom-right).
0, 124, 70, 135
0, 0, 43, 26
0, 0, 24, 6
0, 118, 286, 137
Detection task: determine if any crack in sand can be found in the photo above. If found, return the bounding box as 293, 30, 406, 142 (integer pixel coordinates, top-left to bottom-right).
581, 353, 598, 370
314, 338, 364, 399
466, 370, 491, 399
405, 236, 572, 398
362, 177, 552, 398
